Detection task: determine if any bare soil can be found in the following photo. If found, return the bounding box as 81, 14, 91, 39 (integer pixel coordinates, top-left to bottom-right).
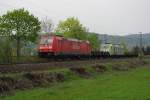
0, 72, 65, 96
70, 67, 91, 78
92, 64, 107, 72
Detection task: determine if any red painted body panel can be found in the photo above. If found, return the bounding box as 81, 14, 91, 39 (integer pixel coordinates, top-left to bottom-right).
38, 34, 91, 56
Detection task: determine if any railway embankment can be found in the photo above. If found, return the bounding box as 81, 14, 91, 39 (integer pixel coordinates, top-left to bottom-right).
0, 58, 150, 96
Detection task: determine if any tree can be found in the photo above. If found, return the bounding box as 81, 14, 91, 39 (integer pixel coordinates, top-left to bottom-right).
132, 46, 140, 55
41, 17, 54, 34
55, 17, 87, 40
147, 46, 150, 55
145, 46, 150, 55
0, 36, 12, 64
87, 33, 100, 51
142, 47, 145, 55
0, 8, 41, 61
121, 41, 128, 55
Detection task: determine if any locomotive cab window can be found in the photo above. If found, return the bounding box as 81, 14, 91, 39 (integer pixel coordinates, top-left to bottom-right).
40, 37, 53, 45
47, 38, 53, 44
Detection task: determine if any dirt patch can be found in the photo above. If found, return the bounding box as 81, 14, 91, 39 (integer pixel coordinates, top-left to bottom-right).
0, 72, 66, 96
127, 62, 138, 69
15, 79, 33, 90
70, 67, 91, 78
112, 64, 130, 71
23, 73, 49, 87
23, 72, 65, 87
139, 60, 149, 65
0, 77, 33, 95
121, 60, 147, 69
92, 64, 107, 72
55, 73, 65, 82
0, 82, 12, 96
0, 77, 16, 96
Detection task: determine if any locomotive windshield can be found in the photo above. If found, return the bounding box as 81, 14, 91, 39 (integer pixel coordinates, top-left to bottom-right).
40, 38, 53, 45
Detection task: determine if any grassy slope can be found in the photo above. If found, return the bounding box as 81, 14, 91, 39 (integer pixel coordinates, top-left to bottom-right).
1, 67, 150, 100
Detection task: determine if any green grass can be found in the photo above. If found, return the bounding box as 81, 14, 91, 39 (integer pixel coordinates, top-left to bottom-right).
1, 66, 150, 100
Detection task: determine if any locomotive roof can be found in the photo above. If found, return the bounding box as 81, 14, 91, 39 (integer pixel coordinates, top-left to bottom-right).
40, 34, 90, 43
63, 38, 89, 43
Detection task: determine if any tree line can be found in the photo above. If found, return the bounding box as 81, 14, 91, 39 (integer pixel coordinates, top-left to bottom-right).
132, 46, 150, 55
0, 8, 100, 64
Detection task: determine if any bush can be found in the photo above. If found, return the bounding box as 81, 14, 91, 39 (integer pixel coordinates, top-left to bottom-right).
0, 37, 12, 64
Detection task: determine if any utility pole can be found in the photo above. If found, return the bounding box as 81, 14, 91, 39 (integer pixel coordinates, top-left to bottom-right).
139, 32, 143, 60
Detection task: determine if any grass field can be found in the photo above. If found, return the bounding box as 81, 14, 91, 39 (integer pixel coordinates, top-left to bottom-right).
1, 66, 150, 100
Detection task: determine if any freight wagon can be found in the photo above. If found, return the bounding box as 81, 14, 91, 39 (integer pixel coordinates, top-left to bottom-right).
100, 43, 125, 56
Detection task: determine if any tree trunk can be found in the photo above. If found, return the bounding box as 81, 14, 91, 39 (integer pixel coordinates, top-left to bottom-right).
17, 37, 20, 62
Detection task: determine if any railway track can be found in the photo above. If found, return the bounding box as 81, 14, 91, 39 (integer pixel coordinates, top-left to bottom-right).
0, 58, 137, 73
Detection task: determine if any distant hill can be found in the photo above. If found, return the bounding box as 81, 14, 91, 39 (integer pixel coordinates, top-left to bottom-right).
97, 33, 150, 48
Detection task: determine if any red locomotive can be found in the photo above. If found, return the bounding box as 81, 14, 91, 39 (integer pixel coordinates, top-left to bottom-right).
38, 34, 91, 58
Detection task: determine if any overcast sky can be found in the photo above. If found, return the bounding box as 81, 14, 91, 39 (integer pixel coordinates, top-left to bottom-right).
0, 0, 150, 35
